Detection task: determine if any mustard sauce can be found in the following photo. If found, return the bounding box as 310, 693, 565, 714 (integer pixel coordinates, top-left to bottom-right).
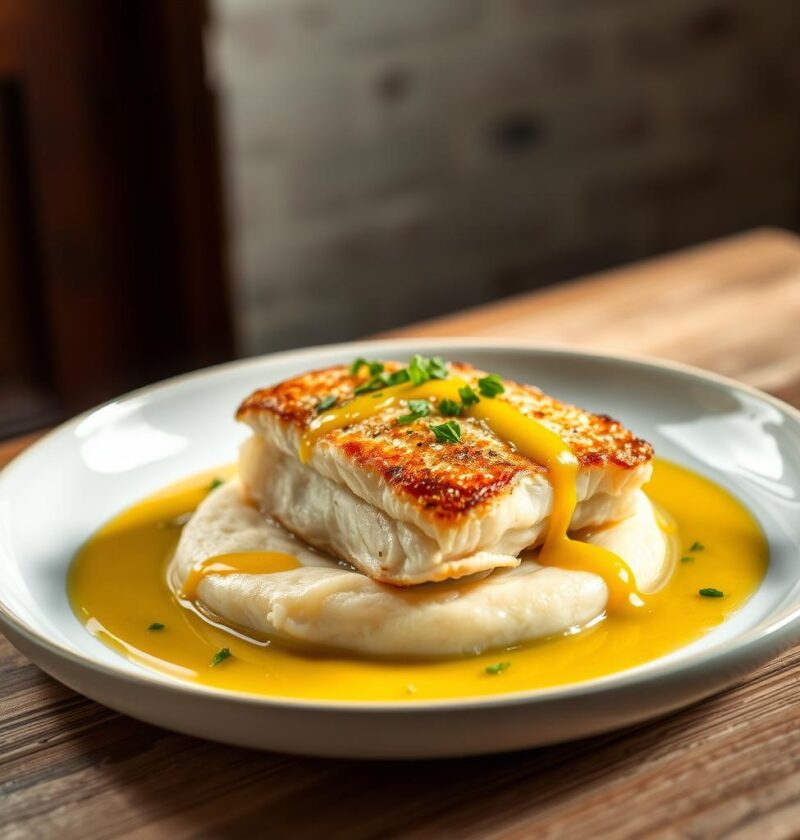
304, 378, 643, 611
68, 460, 767, 701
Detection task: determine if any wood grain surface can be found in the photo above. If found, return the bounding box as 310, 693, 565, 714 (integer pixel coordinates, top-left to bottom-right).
2, 228, 800, 839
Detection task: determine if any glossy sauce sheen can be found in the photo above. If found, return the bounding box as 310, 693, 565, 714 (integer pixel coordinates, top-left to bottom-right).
68, 460, 767, 701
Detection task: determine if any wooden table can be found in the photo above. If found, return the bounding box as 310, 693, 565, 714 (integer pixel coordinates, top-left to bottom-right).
3, 228, 800, 839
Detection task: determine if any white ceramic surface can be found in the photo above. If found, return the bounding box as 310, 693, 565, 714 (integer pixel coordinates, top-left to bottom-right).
1, 340, 799, 759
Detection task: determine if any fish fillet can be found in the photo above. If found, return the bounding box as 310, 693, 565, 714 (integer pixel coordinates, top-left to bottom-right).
237, 362, 653, 585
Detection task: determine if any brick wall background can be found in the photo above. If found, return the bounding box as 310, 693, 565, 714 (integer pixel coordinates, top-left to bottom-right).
209, 0, 800, 356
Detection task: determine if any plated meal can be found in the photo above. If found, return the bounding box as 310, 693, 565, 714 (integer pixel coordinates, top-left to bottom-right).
68, 354, 768, 701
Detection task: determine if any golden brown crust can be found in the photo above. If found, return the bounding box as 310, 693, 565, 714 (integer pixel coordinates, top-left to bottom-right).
236, 362, 653, 518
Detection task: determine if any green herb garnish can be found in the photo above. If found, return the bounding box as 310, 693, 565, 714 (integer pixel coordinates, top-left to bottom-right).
458, 385, 480, 407
397, 399, 432, 425
429, 356, 448, 380
478, 373, 505, 398
210, 647, 232, 667
408, 355, 427, 385
147, 622, 165, 631
699, 588, 724, 598
408, 354, 448, 385
354, 374, 388, 395
430, 419, 461, 443
680, 556, 694, 563
351, 357, 384, 378
485, 662, 511, 675
689, 541, 704, 552
316, 395, 337, 413
209, 477, 224, 491
438, 398, 463, 417
350, 357, 368, 375
350, 355, 446, 394
351, 357, 384, 375
386, 368, 410, 386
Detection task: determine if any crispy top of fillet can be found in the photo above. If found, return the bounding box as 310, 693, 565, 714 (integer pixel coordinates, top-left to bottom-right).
236, 362, 653, 522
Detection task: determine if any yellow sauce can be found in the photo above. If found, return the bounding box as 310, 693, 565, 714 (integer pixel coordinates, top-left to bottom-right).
68, 460, 767, 701
304, 379, 642, 611
180, 551, 301, 601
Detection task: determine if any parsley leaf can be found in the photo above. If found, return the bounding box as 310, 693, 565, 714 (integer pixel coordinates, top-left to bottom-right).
351, 358, 384, 377
478, 373, 505, 398
408, 355, 430, 385
386, 368, 410, 386
147, 622, 165, 631
316, 395, 337, 413
397, 399, 432, 425
458, 385, 480, 407
210, 647, 232, 667
354, 373, 388, 394
428, 356, 449, 380
209, 477, 224, 491
438, 398, 463, 417
430, 420, 461, 443
354, 362, 415, 394
680, 556, 694, 563
699, 588, 724, 598
689, 541, 704, 552
408, 354, 449, 385
485, 661, 510, 675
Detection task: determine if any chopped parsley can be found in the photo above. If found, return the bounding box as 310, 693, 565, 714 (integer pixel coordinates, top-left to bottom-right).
386, 368, 410, 386
438, 398, 463, 417
485, 661, 511, 675
316, 395, 337, 413
354, 374, 387, 395
458, 385, 480, 407
349, 355, 447, 395
478, 373, 505, 398
430, 420, 461, 444
354, 371, 409, 394
699, 588, 724, 598
408, 354, 448, 385
397, 399, 432, 425
350, 358, 384, 376
353, 375, 386, 394
680, 556, 694, 563
209, 477, 224, 491
689, 541, 705, 552
147, 622, 165, 631
210, 647, 232, 667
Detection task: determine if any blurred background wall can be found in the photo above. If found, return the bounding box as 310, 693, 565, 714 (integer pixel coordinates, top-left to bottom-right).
211, 0, 800, 356
0, 0, 799, 436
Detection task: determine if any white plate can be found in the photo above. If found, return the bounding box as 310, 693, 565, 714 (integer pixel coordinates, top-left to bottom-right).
2, 340, 800, 758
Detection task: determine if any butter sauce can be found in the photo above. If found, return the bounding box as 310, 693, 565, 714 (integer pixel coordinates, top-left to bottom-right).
180, 551, 301, 602
304, 377, 643, 611
69, 460, 767, 701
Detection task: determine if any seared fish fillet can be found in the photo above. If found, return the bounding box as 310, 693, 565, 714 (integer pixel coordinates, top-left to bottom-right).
237, 362, 653, 586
